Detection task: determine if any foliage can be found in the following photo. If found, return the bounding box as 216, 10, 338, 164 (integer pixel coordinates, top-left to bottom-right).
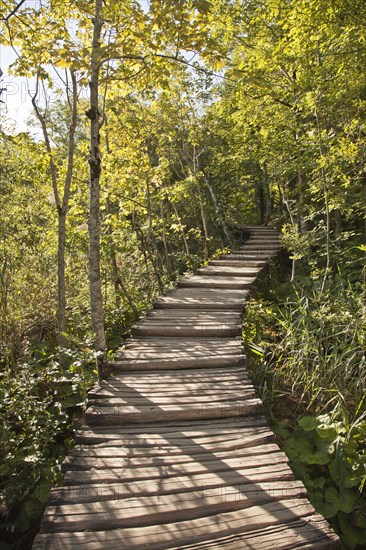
276, 413, 366, 549
208, 0, 366, 246
244, 277, 366, 419
0, 131, 56, 365
0, 344, 96, 547
244, 265, 366, 548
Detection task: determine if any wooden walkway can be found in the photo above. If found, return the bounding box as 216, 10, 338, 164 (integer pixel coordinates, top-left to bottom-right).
33, 226, 340, 549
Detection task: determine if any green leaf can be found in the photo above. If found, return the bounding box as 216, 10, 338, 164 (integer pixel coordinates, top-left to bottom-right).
307, 449, 331, 466
329, 460, 360, 489
23, 498, 44, 518
311, 487, 339, 518
338, 511, 366, 548
273, 420, 291, 438
33, 480, 51, 504
299, 416, 320, 431
352, 509, 366, 529
249, 342, 265, 356
61, 393, 84, 408
306, 476, 327, 490
316, 437, 335, 456
316, 426, 338, 442
284, 438, 313, 462
339, 489, 357, 513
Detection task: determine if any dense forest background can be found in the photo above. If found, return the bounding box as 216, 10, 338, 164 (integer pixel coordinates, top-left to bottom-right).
0, 0, 365, 548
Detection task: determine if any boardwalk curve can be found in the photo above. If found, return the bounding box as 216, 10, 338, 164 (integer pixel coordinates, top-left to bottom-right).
33, 226, 340, 549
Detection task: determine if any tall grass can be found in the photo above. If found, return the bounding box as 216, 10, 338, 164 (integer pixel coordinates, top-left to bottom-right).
243, 275, 366, 547
245, 278, 366, 420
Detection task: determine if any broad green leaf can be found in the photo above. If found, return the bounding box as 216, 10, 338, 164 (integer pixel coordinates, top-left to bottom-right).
339, 489, 357, 513
299, 416, 320, 431
310, 487, 339, 518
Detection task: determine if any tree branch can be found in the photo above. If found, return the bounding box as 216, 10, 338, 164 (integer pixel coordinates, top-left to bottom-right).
2, 0, 27, 22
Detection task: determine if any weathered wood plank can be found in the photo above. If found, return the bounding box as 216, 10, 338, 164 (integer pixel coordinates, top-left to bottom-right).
111, 355, 246, 371
67, 437, 277, 459
74, 421, 270, 443
106, 366, 248, 380
114, 344, 244, 353
86, 390, 257, 408
196, 266, 261, 277
87, 384, 255, 399
178, 275, 255, 289
61, 446, 285, 474
48, 479, 304, 505
123, 339, 244, 350
168, 518, 339, 550
92, 380, 251, 392
41, 487, 309, 533
124, 341, 244, 350
209, 259, 266, 267
84, 398, 263, 425
33, 500, 335, 549
146, 308, 243, 317
131, 324, 242, 337
74, 417, 270, 442
62, 460, 294, 486
218, 254, 273, 260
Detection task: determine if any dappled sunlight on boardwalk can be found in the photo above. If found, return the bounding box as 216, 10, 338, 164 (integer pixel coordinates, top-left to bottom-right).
32, 226, 340, 549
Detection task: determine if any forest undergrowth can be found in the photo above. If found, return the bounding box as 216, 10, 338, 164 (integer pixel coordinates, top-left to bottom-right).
244, 246, 366, 549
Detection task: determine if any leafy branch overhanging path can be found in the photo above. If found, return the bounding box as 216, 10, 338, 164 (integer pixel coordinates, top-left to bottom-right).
32, 226, 340, 549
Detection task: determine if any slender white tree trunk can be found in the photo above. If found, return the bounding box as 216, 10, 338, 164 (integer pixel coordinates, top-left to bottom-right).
87, 0, 109, 379
202, 173, 232, 244
32, 70, 77, 364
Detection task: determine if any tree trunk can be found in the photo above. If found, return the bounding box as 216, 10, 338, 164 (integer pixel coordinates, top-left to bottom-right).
297, 170, 306, 233
111, 251, 139, 317
31, 70, 77, 365
171, 200, 190, 257
263, 169, 271, 225
362, 174, 366, 244
279, 182, 297, 282
314, 107, 332, 293
160, 201, 172, 276
195, 182, 209, 259
57, 211, 67, 352
202, 172, 232, 244
134, 216, 164, 293
145, 180, 165, 291
334, 209, 343, 236
132, 211, 153, 300
88, 0, 108, 380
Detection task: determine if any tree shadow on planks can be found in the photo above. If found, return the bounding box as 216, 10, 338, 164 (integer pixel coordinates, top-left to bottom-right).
39, 377, 341, 549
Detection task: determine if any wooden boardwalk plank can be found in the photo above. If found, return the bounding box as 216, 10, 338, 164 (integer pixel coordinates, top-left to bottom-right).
195, 266, 261, 277
62, 461, 296, 487
48, 479, 304, 505
123, 339, 244, 350
84, 398, 263, 425
71, 437, 275, 456
177, 275, 256, 289
32, 227, 339, 549
209, 260, 266, 269
33, 501, 338, 549
61, 447, 287, 472
41, 488, 311, 533
111, 357, 245, 371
